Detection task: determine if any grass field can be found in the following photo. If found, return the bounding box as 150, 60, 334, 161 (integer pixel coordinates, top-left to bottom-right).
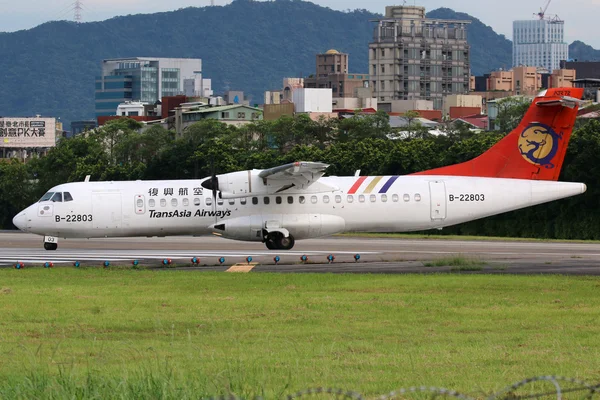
0, 268, 599, 398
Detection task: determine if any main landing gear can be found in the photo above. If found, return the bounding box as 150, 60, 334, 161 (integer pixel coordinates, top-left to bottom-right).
264, 232, 295, 250
44, 236, 58, 251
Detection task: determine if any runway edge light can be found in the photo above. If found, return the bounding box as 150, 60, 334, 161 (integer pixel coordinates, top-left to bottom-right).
354, 254, 361, 262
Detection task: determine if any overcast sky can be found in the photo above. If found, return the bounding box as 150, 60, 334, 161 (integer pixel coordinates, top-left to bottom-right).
1, 0, 598, 47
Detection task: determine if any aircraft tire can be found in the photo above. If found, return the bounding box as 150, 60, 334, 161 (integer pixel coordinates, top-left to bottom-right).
44, 242, 58, 251
265, 239, 278, 250
276, 234, 295, 251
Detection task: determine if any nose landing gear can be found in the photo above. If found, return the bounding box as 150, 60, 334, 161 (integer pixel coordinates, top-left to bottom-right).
43, 236, 58, 251
44, 242, 58, 251
264, 232, 295, 250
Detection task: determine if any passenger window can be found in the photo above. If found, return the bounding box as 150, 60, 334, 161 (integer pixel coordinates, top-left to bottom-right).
39, 192, 54, 202
63, 192, 73, 202
381, 194, 388, 202
136, 199, 144, 208
276, 196, 282, 204
183, 198, 190, 207
229, 199, 235, 205
323, 195, 330, 204
299, 196, 306, 204
252, 197, 258, 205
160, 199, 167, 207
171, 198, 178, 207
194, 198, 201, 206
347, 195, 354, 203
287, 196, 294, 204
51, 192, 63, 202
393, 194, 400, 202
264, 197, 270, 205
149, 199, 156, 207
403, 194, 410, 202
217, 198, 224, 206
358, 195, 365, 203
370, 194, 376, 203
335, 195, 341, 203
206, 197, 213, 206
240, 198, 247, 205
311, 196, 317, 204
415, 194, 422, 202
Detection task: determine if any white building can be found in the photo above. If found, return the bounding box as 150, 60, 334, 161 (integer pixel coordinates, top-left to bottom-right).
513, 19, 568, 72
292, 88, 333, 113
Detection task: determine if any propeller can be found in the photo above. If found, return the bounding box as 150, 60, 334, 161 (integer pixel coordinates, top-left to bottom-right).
201, 156, 220, 224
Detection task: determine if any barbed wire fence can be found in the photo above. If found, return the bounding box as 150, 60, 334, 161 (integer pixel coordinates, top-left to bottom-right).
207, 376, 600, 400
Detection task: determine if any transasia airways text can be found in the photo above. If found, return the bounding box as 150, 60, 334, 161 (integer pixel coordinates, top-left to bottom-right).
148, 209, 232, 219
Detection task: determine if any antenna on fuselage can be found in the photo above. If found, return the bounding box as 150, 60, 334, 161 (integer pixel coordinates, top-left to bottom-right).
354, 170, 361, 177
84, 175, 91, 182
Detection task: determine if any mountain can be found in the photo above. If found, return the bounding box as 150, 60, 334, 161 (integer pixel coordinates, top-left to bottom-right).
569, 40, 600, 61
0, 0, 597, 128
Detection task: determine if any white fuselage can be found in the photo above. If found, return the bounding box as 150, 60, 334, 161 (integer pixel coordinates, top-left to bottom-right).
13, 175, 586, 242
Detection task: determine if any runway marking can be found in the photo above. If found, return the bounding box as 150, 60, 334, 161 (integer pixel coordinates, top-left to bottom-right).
226, 263, 258, 273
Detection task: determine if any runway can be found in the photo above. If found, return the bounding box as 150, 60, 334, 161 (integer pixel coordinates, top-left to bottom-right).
1, 232, 600, 274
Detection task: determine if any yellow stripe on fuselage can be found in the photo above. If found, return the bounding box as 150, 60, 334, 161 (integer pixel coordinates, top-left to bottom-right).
363, 176, 383, 194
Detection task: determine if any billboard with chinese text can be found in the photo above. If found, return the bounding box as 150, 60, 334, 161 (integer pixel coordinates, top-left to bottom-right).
0, 117, 56, 148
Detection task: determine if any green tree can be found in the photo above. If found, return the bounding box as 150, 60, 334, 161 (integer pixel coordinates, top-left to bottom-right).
494, 97, 531, 134
0, 160, 37, 229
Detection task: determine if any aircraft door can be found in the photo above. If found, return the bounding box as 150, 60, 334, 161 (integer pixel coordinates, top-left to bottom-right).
92, 192, 122, 229
429, 181, 447, 221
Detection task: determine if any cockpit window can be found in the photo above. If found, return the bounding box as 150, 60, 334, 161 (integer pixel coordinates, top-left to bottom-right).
63, 192, 73, 202
39, 192, 54, 202
50, 192, 63, 202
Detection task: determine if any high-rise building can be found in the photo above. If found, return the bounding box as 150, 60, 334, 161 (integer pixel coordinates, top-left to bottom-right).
369, 5, 471, 111
513, 19, 568, 72
95, 57, 213, 118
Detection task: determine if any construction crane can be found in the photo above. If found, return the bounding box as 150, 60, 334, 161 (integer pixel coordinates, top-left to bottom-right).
536, 0, 551, 19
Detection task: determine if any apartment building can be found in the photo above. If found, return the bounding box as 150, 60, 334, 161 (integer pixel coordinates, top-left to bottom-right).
369, 5, 471, 111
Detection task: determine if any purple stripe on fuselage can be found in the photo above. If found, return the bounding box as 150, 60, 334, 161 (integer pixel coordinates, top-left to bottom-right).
379, 176, 399, 194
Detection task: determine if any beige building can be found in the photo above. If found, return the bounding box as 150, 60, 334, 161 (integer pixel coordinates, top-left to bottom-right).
550, 69, 576, 88
443, 94, 482, 117
484, 67, 576, 95
370, 5, 471, 111
513, 66, 542, 95
304, 50, 370, 98
488, 70, 514, 91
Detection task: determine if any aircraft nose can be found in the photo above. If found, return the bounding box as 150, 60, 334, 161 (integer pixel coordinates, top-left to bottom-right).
12, 211, 28, 232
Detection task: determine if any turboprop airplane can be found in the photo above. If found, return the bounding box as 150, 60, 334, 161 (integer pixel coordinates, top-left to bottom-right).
13, 88, 587, 251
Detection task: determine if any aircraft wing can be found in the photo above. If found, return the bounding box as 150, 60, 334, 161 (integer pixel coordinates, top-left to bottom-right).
258, 161, 329, 192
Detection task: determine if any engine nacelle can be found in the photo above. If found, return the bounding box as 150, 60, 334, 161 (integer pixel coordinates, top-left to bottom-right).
216, 170, 266, 198
212, 214, 346, 241
215, 170, 338, 199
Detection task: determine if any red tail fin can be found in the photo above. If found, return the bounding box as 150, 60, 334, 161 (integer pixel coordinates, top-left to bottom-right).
414, 88, 584, 181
